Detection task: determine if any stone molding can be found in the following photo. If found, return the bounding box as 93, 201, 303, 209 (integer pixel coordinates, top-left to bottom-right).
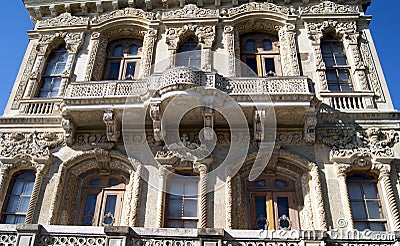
318, 127, 399, 163
91, 8, 154, 25
162, 4, 219, 20
37, 12, 89, 29
227, 2, 289, 17
300, 1, 359, 15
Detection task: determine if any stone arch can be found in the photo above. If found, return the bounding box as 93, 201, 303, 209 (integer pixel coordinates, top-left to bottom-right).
47, 150, 142, 226
231, 149, 326, 230
86, 23, 157, 80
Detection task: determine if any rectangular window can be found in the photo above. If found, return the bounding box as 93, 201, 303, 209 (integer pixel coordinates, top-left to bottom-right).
347, 174, 386, 231
166, 175, 199, 228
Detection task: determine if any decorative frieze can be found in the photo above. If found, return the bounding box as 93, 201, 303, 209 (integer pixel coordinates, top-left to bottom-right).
227, 2, 289, 17
162, 4, 219, 20
300, 1, 359, 15
91, 8, 154, 24
318, 128, 399, 162
37, 12, 89, 29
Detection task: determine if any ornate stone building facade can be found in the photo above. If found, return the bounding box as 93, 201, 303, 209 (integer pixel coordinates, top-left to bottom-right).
0, 0, 399, 245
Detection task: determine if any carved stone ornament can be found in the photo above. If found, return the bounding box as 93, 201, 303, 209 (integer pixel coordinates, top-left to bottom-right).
307, 20, 357, 43
94, 147, 111, 174
166, 25, 215, 50
0, 132, 63, 159
300, 1, 359, 15
103, 109, 120, 142
304, 113, 317, 144
37, 12, 89, 28
318, 128, 399, 162
91, 7, 154, 24
227, 2, 289, 17
162, 4, 219, 20
62, 117, 75, 146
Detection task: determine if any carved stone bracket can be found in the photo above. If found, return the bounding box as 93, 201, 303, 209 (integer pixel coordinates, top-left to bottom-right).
103, 109, 120, 142
254, 109, 265, 142
62, 117, 75, 146
150, 102, 163, 143
303, 112, 317, 144
202, 106, 214, 141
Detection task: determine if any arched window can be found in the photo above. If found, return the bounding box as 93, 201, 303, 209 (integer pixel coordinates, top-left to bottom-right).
321, 35, 353, 91
79, 174, 126, 226
2, 172, 36, 224
38, 46, 68, 98
103, 39, 142, 80
347, 174, 386, 231
166, 174, 199, 228
176, 38, 201, 68
248, 175, 298, 230
240, 33, 281, 77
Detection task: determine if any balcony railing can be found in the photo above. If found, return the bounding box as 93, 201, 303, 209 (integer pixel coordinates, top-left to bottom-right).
0, 225, 397, 246
320, 92, 376, 111
19, 99, 62, 115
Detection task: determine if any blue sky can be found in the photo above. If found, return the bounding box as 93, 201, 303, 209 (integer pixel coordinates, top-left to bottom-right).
0, 1, 398, 115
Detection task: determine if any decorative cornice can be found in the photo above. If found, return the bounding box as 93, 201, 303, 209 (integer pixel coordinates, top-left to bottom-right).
306, 20, 357, 42
300, 1, 359, 15
162, 4, 219, 20
91, 7, 154, 25
227, 2, 289, 18
37, 12, 89, 29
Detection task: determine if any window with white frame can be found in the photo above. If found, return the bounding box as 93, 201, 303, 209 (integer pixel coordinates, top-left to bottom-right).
2, 172, 36, 224
103, 39, 142, 80
37, 46, 68, 98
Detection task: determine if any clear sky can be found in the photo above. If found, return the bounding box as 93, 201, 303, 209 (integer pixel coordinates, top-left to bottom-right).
0, 1, 398, 115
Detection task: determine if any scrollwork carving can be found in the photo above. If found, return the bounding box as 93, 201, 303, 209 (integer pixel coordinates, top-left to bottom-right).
162, 4, 219, 19
91, 8, 154, 24
300, 1, 359, 15
227, 2, 289, 17
37, 12, 89, 28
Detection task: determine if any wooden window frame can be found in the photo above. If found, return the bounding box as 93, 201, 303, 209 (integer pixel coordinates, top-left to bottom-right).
103, 39, 143, 81
347, 174, 387, 231
1, 172, 36, 224
240, 33, 281, 77
78, 175, 126, 226
165, 174, 200, 228
248, 175, 299, 230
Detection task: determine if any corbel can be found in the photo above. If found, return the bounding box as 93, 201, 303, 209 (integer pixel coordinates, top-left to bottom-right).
61, 116, 75, 146
150, 102, 163, 143
254, 109, 265, 142
103, 109, 120, 142
202, 106, 215, 141
303, 112, 317, 144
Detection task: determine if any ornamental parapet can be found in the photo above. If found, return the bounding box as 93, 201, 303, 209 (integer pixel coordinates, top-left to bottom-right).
0, 225, 397, 246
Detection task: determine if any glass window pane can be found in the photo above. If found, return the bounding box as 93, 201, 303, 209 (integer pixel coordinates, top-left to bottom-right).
15, 216, 26, 224
367, 201, 382, 219
103, 195, 117, 225
170, 182, 184, 196
369, 222, 386, 231
125, 62, 136, 80
183, 220, 197, 228
354, 221, 368, 231
130, 44, 139, 55
22, 181, 34, 196
167, 219, 183, 228
324, 57, 335, 66
263, 40, 272, 51
108, 178, 119, 186
18, 197, 31, 213
41, 78, 53, 90
277, 197, 289, 218
44, 64, 57, 75
245, 39, 255, 52
255, 196, 267, 229
180, 38, 199, 52
6, 196, 19, 213
326, 70, 338, 83
17, 173, 35, 179
4, 215, 16, 224
321, 43, 332, 54
106, 62, 120, 80
39, 91, 50, 98
185, 181, 198, 197
54, 63, 66, 75
254, 180, 265, 188
89, 179, 100, 186
245, 57, 257, 74
348, 183, 363, 200
338, 69, 350, 82
112, 46, 123, 57
275, 179, 288, 188
83, 194, 97, 225
183, 199, 198, 217
168, 199, 183, 217
351, 201, 367, 219
363, 183, 378, 199
335, 55, 347, 66
264, 58, 275, 74
11, 181, 24, 195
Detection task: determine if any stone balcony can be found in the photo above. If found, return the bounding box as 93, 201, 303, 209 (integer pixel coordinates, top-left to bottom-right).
0, 224, 397, 246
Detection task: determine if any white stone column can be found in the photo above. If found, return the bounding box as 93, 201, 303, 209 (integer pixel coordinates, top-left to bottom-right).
343, 34, 369, 91
279, 24, 300, 76
140, 30, 158, 78
156, 166, 168, 228
309, 164, 327, 230
335, 163, 353, 230
25, 168, 44, 224
224, 26, 237, 78
225, 172, 232, 229
130, 165, 142, 226
0, 165, 10, 211
375, 163, 400, 230
198, 165, 208, 228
